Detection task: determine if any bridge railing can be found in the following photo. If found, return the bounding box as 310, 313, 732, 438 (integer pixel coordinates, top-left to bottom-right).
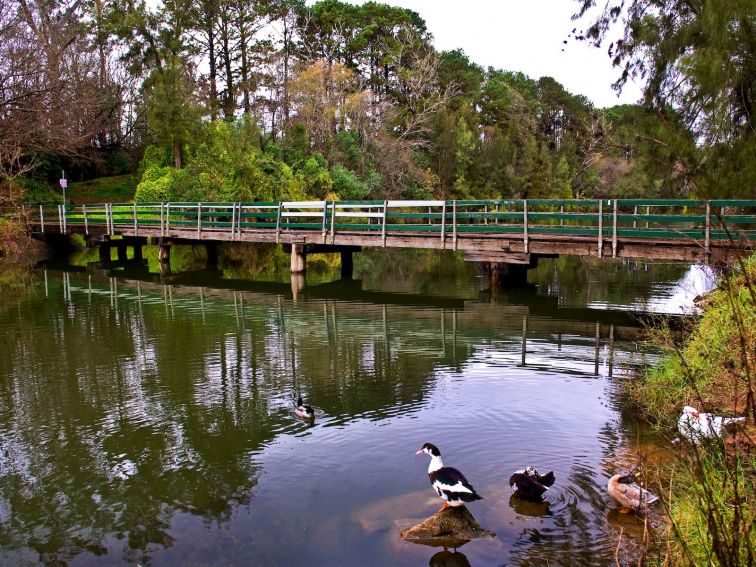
21, 199, 756, 252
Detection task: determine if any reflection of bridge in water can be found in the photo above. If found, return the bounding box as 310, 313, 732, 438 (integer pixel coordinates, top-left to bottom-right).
49, 260, 670, 378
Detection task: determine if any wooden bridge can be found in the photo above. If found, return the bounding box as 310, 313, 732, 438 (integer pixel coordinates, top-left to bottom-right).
20, 198, 756, 281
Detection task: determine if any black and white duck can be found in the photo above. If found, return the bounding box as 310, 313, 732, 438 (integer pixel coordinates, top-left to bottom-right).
416, 442, 482, 511
294, 396, 314, 419
509, 466, 555, 502
678, 405, 745, 443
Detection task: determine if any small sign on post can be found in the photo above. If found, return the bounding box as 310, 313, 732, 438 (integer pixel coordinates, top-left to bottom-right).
60, 171, 67, 205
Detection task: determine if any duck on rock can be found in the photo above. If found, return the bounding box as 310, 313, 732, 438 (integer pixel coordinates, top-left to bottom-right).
416, 443, 483, 512
509, 466, 555, 502
295, 396, 314, 419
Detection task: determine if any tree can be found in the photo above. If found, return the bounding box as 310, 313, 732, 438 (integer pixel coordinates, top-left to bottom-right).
0, 1, 119, 187
109, 0, 201, 168
143, 57, 202, 169
574, 0, 756, 197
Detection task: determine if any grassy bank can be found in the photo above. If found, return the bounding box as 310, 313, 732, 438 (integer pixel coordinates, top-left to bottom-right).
628, 255, 755, 565
67, 174, 136, 203
0, 217, 47, 264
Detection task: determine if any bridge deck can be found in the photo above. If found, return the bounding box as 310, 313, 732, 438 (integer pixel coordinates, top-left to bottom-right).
19, 199, 756, 263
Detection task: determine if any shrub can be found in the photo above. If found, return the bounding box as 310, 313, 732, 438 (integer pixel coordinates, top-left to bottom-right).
331, 165, 369, 200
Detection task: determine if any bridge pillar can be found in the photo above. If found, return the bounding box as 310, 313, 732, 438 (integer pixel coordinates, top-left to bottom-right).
132, 242, 143, 261
290, 243, 306, 273
98, 243, 111, 263
117, 242, 128, 262
158, 244, 171, 266
291, 273, 306, 301
490, 262, 529, 288
206, 242, 218, 270
340, 250, 353, 280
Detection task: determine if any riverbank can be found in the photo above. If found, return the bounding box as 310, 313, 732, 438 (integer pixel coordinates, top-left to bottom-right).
627, 254, 755, 564
0, 217, 46, 264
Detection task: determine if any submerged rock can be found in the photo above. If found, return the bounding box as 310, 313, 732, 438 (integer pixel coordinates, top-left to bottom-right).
400, 506, 495, 548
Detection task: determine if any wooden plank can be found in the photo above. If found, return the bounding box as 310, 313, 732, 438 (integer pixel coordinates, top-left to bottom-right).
386, 200, 444, 208
463, 251, 531, 264
282, 211, 324, 218
336, 211, 384, 218
283, 200, 326, 207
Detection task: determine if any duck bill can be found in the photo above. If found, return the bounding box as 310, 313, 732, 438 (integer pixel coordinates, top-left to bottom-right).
415, 449, 424, 455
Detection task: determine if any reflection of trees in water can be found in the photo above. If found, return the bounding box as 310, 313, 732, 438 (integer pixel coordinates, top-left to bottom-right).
0, 265, 670, 564
529, 256, 691, 309
0, 273, 446, 563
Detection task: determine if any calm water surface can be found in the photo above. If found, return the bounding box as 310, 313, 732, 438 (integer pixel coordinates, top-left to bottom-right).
0, 253, 714, 566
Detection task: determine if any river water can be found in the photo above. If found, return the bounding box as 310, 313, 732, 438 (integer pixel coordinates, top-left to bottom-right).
0, 251, 715, 566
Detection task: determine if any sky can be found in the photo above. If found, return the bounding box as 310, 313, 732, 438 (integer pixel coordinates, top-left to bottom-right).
351, 0, 644, 108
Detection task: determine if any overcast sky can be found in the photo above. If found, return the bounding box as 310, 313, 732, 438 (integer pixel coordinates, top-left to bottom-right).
351, 0, 644, 108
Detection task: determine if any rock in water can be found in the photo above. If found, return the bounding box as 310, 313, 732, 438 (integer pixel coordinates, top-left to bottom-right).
400, 506, 495, 547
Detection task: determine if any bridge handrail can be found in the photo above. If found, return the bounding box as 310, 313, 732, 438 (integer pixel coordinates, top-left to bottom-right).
17, 199, 756, 257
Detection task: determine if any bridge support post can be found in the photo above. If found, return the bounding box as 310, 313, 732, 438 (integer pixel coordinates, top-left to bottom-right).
290, 243, 306, 273
132, 242, 143, 261
340, 250, 353, 280
490, 263, 529, 288
98, 243, 111, 263
158, 244, 171, 267
117, 242, 128, 262
291, 273, 305, 301
206, 242, 218, 270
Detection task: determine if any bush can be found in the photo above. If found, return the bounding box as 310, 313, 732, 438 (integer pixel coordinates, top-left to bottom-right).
331, 164, 369, 200
627, 255, 756, 565
134, 166, 176, 202
134, 120, 313, 203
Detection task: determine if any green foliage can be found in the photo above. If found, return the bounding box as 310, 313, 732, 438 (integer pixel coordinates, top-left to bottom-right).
625, 255, 756, 564
140, 145, 171, 172
134, 165, 176, 202
143, 57, 204, 168
330, 164, 369, 200
68, 175, 137, 204
299, 156, 333, 198
135, 119, 309, 202
437, 49, 484, 110
14, 178, 62, 203
576, 0, 756, 198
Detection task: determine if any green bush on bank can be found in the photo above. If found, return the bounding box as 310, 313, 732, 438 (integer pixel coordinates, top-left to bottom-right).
134, 118, 391, 204
135, 120, 309, 203
628, 255, 756, 565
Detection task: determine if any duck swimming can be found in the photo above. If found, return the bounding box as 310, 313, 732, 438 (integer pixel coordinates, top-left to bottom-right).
678, 405, 745, 443
607, 472, 659, 514
509, 466, 555, 502
295, 396, 314, 419
416, 442, 482, 511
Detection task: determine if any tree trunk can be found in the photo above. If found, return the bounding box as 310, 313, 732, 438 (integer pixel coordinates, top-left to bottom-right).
173, 138, 183, 169
208, 23, 218, 120
221, 20, 235, 120
238, 12, 251, 115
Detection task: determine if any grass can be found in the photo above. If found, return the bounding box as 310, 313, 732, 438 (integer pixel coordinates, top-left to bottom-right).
67, 174, 137, 204
626, 254, 756, 565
